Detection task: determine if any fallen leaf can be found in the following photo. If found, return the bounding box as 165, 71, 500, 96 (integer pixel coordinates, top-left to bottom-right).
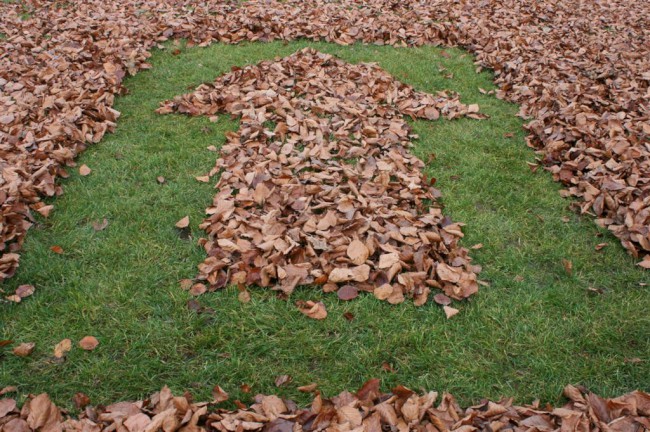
346, 240, 369, 265
212, 385, 229, 403
13, 342, 35, 357
72, 393, 90, 409
50, 246, 64, 255
562, 259, 573, 275
443, 306, 459, 319
79, 336, 99, 351
175, 216, 190, 229
157, 176, 166, 184
15, 284, 35, 299
274, 375, 292, 387
53, 339, 72, 358
92, 219, 109, 231
297, 300, 327, 320
337, 285, 358, 301
79, 165, 92, 176
433, 293, 451, 306
297, 383, 318, 392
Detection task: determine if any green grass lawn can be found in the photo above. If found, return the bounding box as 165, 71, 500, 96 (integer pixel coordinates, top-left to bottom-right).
1, 40, 648, 410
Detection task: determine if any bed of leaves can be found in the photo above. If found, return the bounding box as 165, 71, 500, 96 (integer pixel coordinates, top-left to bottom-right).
1, 0, 649, 291
1, 382, 649, 432
158, 48, 484, 311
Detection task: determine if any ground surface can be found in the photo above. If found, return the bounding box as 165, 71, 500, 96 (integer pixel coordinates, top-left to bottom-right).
1, 41, 648, 410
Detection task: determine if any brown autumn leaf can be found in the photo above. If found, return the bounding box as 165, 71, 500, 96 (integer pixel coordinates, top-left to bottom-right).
211, 385, 229, 404
346, 240, 369, 265
92, 218, 109, 231
13, 342, 35, 357
238, 289, 251, 303
296, 300, 327, 320
189, 283, 207, 296
0, 386, 17, 396
15, 284, 35, 299
240, 383, 251, 393
637, 257, 650, 269
0, 340, 12, 347
274, 375, 292, 387
50, 246, 64, 255
79, 165, 92, 176
337, 285, 358, 301
157, 176, 166, 184
297, 383, 318, 393
78, 336, 99, 351
195, 176, 210, 183
562, 259, 573, 275
443, 306, 459, 319
179, 279, 193, 290
343, 312, 355, 321
72, 393, 90, 410
53, 339, 72, 358
175, 216, 190, 229
433, 293, 452, 306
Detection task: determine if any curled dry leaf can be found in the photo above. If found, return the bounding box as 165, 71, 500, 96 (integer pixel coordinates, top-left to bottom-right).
211, 386, 229, 404
296, 301, 327, 320
13, 342, 35, 357
92, 219, 109, 231
53, 339, 72, 358
175, 216, 190, 229
78, 336, 99, 351
274, 375, 292, 388
443, 306, 459, 319
297, 383, 318, 393
72, 393, 90, 410
79, 165, 92, 176
15, 284, 35, 299
50, 246, 64, 255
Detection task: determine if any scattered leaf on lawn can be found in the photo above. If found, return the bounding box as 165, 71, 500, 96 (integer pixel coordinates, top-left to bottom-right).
274, 375, 292, 388
79, 336, 99, 351
562, 259, 573, 275
15, 285, 34, 299
50, 246, 64, 255
443, 306, 459, 319
297, 383, 318, 393
79, 165, 92, 176
13, 342, 35, 357
53, 339, 72, 358
175, 216, 190, 229
92, 219, 109, 231
296, 300, 327, 320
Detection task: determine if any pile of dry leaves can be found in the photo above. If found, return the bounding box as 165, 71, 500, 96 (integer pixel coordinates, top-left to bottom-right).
1, 381, 648, 432
158, 48, 483, 307
1, 0, 648, 294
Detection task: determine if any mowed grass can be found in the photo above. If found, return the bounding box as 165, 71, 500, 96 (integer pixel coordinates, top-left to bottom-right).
0, 41, 648, 410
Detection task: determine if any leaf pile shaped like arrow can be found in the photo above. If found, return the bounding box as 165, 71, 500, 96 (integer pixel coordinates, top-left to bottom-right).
159, 48, 483, 306
0, 0, 648, 294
